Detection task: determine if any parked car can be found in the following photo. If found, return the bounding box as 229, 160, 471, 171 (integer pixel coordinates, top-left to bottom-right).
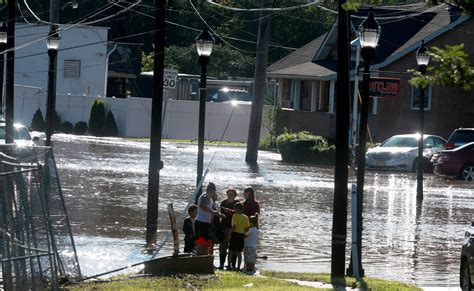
0, 122, 37, 158
446, 128, 474, 149
210, 88, 253, 103
434, 142, 474, 181
365, 134, 446, 172
460, 220, 474, 290
431, 128, 474, 164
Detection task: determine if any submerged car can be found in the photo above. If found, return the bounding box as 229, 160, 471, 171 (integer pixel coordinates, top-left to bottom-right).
365, 134, 446, 172
460, 220, 474, 290
434, 142, 474, 181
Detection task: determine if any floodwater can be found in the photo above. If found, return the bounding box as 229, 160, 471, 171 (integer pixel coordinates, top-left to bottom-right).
52, 134, 473, 287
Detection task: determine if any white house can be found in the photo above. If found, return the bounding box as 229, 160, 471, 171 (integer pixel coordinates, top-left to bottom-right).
13, 23, 109, 97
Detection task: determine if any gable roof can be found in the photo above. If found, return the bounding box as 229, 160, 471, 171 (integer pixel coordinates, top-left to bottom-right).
267, 3, 468, 78
267, 33, 327, 73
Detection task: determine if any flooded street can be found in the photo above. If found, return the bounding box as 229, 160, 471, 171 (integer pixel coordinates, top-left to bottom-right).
53, 134, 472, 287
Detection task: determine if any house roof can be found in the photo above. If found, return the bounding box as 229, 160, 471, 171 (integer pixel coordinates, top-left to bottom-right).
268, 61, 336, 80
267, 3, 467, 78
267, 33, 327, 74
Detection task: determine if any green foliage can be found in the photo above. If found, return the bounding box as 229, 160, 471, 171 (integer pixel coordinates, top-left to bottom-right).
73, 121, 88, 135
142, 44, 255, 79
52, 110, 62, 133
102, 111, 119, 137
89, 98, 106, 136
60, 121, 73, 134
409, 44, 474, 90
30, 108, 45, 131
276, 130, 335, 164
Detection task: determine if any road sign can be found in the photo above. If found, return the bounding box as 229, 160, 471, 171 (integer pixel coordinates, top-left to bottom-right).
369, 77, 400, 98
164, 69, 178, 90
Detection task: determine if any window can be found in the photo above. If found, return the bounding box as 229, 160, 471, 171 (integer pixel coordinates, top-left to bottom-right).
63, 60, 81, 78
424, 137, 434, 148
411, 86, 432, 111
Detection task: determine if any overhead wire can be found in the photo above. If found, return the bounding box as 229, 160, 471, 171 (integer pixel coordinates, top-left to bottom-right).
205, 0, 338, 14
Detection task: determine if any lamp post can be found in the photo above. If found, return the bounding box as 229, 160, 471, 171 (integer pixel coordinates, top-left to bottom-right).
45, 26, 59, 147
0, 22, 7, 114
353, 7, 380, 277
194, 27, 214, 202
416, 40, 430, 202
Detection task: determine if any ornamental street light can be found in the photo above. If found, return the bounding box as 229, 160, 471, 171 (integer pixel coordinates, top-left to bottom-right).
45, 25, 59, 147
0, 22, 7, 114
352, 7, 381, 277
195, 27, 214, 202
416, 40, 430, 202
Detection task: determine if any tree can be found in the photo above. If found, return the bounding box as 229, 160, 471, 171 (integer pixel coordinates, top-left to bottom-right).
142, 44, 255, 78
30, 108, 45, 131
89, 98, 106, 136
102, 110, 119, 137
409, 44, 474, 90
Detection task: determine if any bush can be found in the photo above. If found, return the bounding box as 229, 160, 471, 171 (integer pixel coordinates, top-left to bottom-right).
73, 121, 88, 135
52, 110, 62, 132
259, 133, 278, 151
102, 110, 119, 137
89, 98, 106, 136
276, 130, 335, 164
31, 108, 45, 131
60, 121, 73, 134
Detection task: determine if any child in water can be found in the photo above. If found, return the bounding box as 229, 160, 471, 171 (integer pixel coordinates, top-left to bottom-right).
182, 204, 197, 253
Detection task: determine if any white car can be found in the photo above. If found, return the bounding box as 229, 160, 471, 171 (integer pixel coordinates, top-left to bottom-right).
0, 122, 37, 156
365, 134, 446, 172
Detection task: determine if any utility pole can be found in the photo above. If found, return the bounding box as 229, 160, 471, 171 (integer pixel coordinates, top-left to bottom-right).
245, 0, 273, 164
50, 0, 59, 24
5, 0, 16, 144
146, 0, 166, 247
331, 0, 350, 281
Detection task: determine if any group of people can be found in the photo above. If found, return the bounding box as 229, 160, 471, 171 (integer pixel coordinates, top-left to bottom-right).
182, 182, 261, 274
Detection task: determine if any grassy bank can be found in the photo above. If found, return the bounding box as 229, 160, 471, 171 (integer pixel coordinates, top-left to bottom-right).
68, 270, 421, 290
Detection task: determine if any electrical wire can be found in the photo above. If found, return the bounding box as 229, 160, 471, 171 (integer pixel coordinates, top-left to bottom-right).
205, 0, 338, 14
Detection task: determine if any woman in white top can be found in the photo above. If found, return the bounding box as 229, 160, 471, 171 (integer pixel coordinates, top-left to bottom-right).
195, 182, 221, 255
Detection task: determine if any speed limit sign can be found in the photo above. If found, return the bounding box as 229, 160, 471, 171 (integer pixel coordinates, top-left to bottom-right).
164, 68, 178, 89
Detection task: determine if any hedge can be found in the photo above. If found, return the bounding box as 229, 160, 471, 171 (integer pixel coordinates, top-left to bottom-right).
276, 130, 335, 164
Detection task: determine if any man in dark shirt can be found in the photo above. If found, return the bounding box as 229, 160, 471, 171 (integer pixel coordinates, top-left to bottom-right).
218, 188, 238, 269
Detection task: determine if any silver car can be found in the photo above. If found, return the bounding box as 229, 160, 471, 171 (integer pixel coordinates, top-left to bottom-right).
365, 134, 446, 172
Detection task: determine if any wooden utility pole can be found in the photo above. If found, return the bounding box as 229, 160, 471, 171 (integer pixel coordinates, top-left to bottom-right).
5, 0, 16, 144
331, 0, 350, 281
146, 0, 166, 246
245, 0, 273, 164
50, 0, 59, 24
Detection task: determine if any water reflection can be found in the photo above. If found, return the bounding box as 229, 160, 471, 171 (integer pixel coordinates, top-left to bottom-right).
53, 134, 471, 287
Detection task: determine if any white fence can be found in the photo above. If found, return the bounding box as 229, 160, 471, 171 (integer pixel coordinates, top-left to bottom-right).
13, 85, 269, 142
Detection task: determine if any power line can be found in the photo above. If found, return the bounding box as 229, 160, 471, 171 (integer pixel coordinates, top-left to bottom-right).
205, 0, 338, 14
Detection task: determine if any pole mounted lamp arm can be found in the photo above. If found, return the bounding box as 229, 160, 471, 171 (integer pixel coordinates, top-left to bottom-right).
0, 22, 7, 46
416, 40, 430, 75
195, 26, 215, 58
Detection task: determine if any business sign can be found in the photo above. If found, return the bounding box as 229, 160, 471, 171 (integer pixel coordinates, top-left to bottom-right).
164, 68, 178, 89
369, 77, 400, 98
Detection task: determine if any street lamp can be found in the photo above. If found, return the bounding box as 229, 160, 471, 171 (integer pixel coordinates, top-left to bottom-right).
45, 25, 60, 147
352, 7, 381, 277
416, 40, 430, 202
195, 26, 214, 202
0, 22, 7, 114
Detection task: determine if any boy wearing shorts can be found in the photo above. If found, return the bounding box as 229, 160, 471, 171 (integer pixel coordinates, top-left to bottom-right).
228, 202, 249, 270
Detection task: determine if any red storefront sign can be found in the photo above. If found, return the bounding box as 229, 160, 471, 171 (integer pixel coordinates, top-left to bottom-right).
369, 77, 400, 98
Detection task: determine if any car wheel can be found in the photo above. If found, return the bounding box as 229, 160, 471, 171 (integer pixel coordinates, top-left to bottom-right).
461, 260, 472, 290
459, 164, 474, 181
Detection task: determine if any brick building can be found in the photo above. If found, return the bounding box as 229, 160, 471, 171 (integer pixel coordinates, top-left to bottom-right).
268, 4, 474, 142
